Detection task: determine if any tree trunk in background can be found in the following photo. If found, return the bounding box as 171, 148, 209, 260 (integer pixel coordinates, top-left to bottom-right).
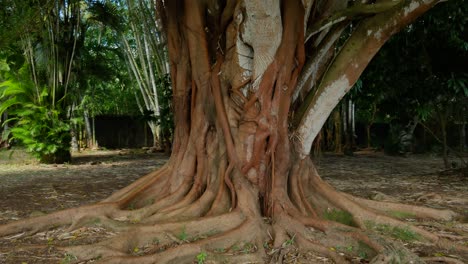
333, 109, 342, 153
366, 103, 377, 149
440, 115, 449, 168
343, 99, 354, 154
0, 112, 8, 148
83, 110, 94, 149
460, 123, 466, 152
351, 101, 356, 147
70, 125, 79, 152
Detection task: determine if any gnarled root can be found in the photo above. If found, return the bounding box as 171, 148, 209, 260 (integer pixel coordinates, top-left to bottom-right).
1, 156, 467, 264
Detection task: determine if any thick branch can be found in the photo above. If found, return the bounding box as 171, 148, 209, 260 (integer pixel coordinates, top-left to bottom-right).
295, 0, 442, 157
305, 0, 405, 41
292, 25, 346, 103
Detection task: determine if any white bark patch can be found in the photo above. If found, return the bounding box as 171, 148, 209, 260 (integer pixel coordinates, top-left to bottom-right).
374, 28, 383, 40
240, 0, 282, 91
297, 76, 350, 158
293, 29, 343, 102
404, 1, 420, 16
247, 169, 257, 184
236, 37, 254, 72
245, 134, 254, 162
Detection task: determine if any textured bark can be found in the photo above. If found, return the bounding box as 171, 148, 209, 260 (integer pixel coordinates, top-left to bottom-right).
0, 0, 465, 263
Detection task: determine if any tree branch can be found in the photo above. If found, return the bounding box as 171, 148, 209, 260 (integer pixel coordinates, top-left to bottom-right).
305, 0, 405, 42
294, 0, 442, 158
293, 24, 346, 103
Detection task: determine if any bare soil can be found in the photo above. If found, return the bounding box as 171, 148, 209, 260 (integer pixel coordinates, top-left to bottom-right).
0, 149, 466, 263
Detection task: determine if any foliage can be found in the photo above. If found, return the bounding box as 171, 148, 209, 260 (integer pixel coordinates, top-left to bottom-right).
355, 0, 467, 152
196, 251, 207, 264
323, 209, 357, 227
177, 226, 188, 241
0, 63, 71, 163
89, 0, 171, 147
155, 74, 174, 143
388, 211, 416, 220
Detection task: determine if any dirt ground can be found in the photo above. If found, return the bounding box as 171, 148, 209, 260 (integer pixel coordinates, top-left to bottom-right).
0, 149, 466, 263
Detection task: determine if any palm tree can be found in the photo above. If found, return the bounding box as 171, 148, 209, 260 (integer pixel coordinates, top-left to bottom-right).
1, 0, 93, 162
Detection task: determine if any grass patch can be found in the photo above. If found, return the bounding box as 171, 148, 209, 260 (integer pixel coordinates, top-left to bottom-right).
323, 209, 357, 227
388, 211, 416, 219
0, 147, 36, 165
357, 241, 376, 260
231, 241, 257, 254
365, 221, 420, 242
333, 241, 376, 260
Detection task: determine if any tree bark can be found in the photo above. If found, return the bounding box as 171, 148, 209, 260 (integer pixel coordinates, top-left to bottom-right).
440, 114, 449, 168
460, 123, 466, 152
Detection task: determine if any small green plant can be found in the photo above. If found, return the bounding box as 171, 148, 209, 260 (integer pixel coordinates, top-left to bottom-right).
358, 251, 368, 259
177, 226, 188, 241
357, 241, 374, 260
241, 242, 256, 253
60, 253, 77, 264
323, 209, 357, 227
284, 234, 296, 246
127, 202, 137, 210
196, 251, 207, 264
334, 245, 354, 253
86, 217, 101, 226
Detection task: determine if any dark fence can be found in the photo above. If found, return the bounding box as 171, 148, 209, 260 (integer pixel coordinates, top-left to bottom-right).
95, 115, 153, 149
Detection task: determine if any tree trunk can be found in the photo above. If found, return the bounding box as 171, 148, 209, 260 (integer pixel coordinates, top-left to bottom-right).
366, 125, 372, 148
367, 103, 377, 149
0, 112, 8, 148
440, 115, 449, 168
460, 123, 466, 152
83, 110, 94, 149
70, 125, 79, 152
0, 0, 462, 263
334, 108, 343, 153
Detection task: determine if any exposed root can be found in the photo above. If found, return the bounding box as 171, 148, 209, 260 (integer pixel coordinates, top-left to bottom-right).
295, 235, 348, 264
63, 212, 246, 261
422, 256, 466, 264
0, 202, 119, 237
344, 193, 457, 221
